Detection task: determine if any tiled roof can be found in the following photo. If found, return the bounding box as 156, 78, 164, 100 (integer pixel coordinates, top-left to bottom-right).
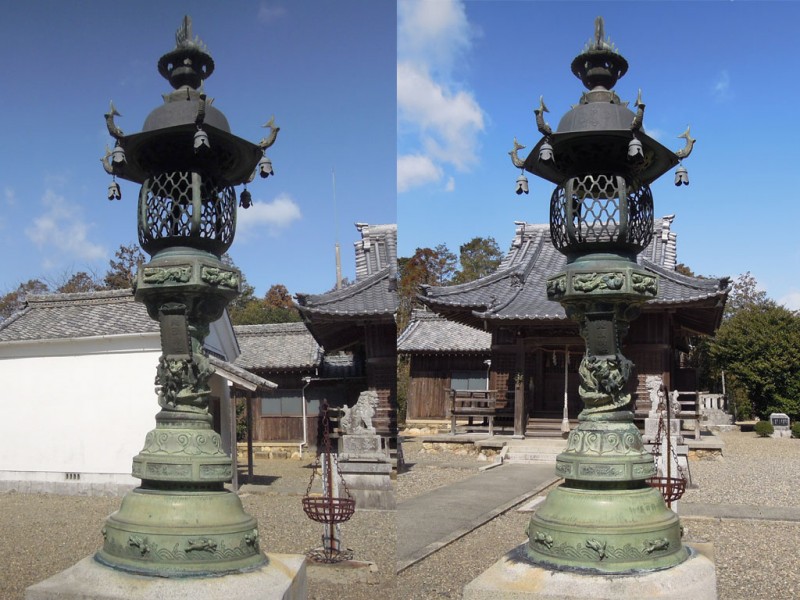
233, 322, 322, 371
296, 222, 398, 322
397, 310, 491, 354
208, 355, 276, 390
0, 289, 158, 342
354, 223, 397, 281
296, 267, 398, 320
420, 217, 729, 324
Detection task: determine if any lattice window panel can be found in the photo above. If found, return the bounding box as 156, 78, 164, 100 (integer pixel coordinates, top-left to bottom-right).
138, 171, 236, 254
549, 185, 569, 250
199, 179, 236, 245
549, 173, 653, 253
139, 171, 194, 244
625, 182, 654, 250
567, 174, 622, 244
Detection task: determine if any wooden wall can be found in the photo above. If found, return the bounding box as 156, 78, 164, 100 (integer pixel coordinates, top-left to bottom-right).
255, 415, 319, 445
408, 354, 490, 419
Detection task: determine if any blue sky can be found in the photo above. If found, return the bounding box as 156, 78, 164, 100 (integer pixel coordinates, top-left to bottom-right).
398, 1, 800, 310
0, 1, 395, 298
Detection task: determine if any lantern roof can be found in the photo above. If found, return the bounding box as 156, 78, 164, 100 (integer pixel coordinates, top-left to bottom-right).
103, 16, 265, 186
518, 17, 689, 186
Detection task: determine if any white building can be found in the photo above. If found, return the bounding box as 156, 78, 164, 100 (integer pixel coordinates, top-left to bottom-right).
0, 289, 273, 495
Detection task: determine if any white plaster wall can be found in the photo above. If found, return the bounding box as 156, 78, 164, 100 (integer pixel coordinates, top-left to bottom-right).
0, 327, 238, 492
0, 339, 161, 477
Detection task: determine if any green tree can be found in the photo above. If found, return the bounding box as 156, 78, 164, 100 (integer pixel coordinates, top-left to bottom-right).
0, 279, 50, 320
724, 271, 772, 319
227, 273, 302, 325
431, 243, 458, 285
104, 243, 146, 289
710, 303, 800, 419
452, 236, 503, 284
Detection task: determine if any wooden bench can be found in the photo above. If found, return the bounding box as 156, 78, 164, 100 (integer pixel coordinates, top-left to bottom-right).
446, 389, 497, 435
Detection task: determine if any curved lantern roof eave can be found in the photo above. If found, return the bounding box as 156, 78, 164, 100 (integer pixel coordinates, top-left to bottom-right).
523, 129, 680, 185
114, 123, 262, 185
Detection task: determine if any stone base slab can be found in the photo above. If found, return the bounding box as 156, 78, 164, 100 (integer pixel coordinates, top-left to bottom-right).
339, 461, 395, 510
25, 554, 307, 600
463, 543, 716, 600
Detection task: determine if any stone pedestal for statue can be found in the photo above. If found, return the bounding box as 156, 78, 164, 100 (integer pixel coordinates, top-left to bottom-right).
463, 543, 717, 600
338, 434, 395, 510
335, 391, 395, 510
25, 554, 306, 600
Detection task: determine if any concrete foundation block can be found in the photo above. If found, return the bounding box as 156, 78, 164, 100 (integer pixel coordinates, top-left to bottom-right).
463, 543, 717, 600
339, 460, 395, 510
25, 554, 307, 600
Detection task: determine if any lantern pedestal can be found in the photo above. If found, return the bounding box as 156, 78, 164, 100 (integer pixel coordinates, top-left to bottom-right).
25, 554, 306, 600
463, 543, 717, 600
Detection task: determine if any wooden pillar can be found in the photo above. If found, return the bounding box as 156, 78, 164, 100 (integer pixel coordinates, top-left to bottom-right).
534, 348, 544, 418
246, 393, 253, 483
365, 322, 397, 441
513, 337, 527, 438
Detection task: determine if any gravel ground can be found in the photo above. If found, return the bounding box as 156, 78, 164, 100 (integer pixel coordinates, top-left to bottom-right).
2, 431, 798, 600
396, 437, 486, 502
0, 457, 394, 600
396, 430, 800, 600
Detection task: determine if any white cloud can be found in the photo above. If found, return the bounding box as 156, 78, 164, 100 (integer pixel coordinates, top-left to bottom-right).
237, 193, 301, 238
397, 0, 484, 194
779, 291, 800, 312
712, 70, 731, 101
258, 3, 287, 24
445, 177, 455, 192
398, 62, 484, 170
25, 189, 106, 263
4, 187, 16, 205
398, 0, 471, 77
398, 154, 443, 193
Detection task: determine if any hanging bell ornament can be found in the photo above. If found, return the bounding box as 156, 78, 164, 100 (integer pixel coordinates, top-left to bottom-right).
239, 188, 252, 209
628, 135, 644, 163
674, 164, 689, 186
515, 173, 529, 195
111, 144, 126, 168
258, 155, 274, 178
194, 128, 211, 153
107, 180, 122, 201
538, 141, 554, 165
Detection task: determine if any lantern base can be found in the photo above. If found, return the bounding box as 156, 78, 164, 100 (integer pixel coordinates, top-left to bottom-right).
26, 553, 306, 600
96, 487, 266, 577
526, 483, 687, 573
463, 543, 716, 600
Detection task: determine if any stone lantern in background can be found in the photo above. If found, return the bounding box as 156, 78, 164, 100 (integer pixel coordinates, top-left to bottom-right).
510, 17, 695, 573
98, 16, 279, 576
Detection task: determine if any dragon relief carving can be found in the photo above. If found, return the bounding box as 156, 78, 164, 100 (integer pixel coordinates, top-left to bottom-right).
155, 353, 214, 412
572, 272, 625, 293
578, 354, 633, 413
142, 266, 192, 284
546, 275, 567, 298
200, 267, 239, 289
631, 272, 657, 295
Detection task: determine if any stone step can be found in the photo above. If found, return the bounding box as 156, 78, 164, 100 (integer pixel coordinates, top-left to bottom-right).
505, 439, 567, 464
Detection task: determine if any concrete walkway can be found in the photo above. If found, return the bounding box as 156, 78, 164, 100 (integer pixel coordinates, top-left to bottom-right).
397, 463, 559, 573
